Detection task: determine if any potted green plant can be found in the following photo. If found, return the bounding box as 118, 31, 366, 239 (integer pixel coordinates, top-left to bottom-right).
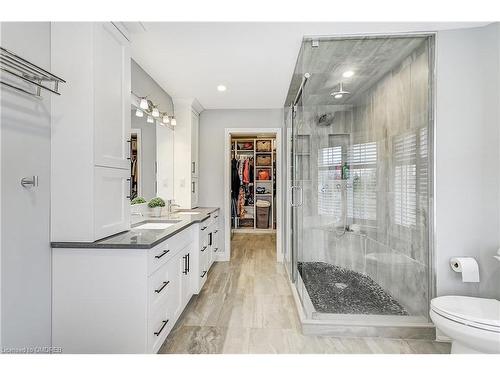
148, 197, 166, 217
131, 197, 146, 205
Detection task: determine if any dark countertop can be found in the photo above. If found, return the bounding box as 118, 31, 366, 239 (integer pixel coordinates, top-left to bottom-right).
51, 207, 220, 249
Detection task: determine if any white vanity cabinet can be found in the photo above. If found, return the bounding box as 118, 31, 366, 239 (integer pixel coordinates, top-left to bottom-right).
52, 225, 196, 354
173, 98, 203, 209
51, 22, 131, 242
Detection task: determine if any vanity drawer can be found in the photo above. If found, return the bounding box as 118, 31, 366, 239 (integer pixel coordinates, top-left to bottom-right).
148, 302, 173, 353
148, 262, 174, 313
148, 226, 194, 275
199, 218, 210, 233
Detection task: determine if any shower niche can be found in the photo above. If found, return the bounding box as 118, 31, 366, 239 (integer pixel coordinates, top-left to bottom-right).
285, 35, 435, 334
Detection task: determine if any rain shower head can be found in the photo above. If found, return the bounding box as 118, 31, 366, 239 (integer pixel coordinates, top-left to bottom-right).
330, 82, 350, 99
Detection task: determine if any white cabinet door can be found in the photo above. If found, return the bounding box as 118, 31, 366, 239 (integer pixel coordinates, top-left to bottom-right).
94, 166, 131, 239
179, 247, 192, 308
190, 177, 198, 208
94, 22, 131, 170
191, 111, 199, 177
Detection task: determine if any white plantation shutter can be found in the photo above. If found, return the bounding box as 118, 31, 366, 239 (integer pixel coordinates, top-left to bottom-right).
318, 146, 342, 216
347, 142, 377, 221
393, 132, 417, 228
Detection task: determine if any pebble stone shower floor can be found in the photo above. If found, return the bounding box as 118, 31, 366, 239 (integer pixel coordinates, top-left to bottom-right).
298, 262, 409, 315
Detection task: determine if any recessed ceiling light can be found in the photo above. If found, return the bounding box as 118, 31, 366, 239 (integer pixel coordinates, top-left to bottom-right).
217, 85, 227, 92
342, 70, 354, 78
334, 94, 343, 99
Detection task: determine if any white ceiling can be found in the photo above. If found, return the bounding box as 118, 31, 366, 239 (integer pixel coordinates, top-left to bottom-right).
129, 22, 490, 110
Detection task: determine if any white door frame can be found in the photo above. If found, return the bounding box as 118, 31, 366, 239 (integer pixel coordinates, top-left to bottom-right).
223, 128, 283, 263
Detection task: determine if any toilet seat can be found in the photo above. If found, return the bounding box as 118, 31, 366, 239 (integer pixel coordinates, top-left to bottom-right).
431, 296, 500, 332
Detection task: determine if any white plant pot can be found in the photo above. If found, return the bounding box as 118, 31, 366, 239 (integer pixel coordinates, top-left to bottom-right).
151, 206, 162, 217
131, 202, 147, 215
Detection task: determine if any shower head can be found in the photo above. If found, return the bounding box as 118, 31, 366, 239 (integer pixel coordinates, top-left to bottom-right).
330, 82, 350, 99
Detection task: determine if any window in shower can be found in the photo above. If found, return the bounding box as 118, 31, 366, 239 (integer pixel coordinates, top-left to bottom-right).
393, 132, 417, 228
347, 141, 378, 222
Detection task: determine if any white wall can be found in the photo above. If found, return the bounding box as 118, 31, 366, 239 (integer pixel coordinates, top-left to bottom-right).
198, 109, 284, 254
435, 23, 500, 299
0, 22, 52, 348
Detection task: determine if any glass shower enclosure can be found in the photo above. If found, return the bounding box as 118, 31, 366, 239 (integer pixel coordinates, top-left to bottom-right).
285, 35, 435, 324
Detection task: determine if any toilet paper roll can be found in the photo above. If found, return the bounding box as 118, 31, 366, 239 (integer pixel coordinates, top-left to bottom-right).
450, 257, 480, 283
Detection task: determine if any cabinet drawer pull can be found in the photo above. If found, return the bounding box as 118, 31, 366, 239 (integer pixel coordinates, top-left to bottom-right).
201, 226, 207, 231
201, 246, 207, 252
154, 320, 169, 336
214, 215, 218, 218
214, 230, 218, 234
214, 247, 219, 252
201, 271, 207, 278
183, 254, 188, 275
154, 250, 170, 259
154, 281, 170, 294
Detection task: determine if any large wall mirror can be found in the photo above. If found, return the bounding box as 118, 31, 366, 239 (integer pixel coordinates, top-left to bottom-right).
129, 104, 174, 203
129, 59, 175, 206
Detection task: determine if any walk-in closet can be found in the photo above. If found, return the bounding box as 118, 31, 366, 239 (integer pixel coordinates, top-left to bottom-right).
230, 135, 276, 232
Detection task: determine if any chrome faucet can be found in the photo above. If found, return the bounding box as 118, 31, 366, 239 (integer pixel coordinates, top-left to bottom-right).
167, 199, 181, 214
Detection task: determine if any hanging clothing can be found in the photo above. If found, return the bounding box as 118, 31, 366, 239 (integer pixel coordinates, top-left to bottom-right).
231, 158, 240, 199
242, 159, 250, 184
249, 158, 254, 183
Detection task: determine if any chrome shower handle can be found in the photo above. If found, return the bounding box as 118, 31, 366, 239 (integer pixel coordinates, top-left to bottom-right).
291, 185, 303, 207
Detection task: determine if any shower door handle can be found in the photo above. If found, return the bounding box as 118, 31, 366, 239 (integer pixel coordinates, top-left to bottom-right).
291, 186, 303, 207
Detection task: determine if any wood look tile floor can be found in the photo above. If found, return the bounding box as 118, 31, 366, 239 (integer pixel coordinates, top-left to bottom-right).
159, 233, 450, 354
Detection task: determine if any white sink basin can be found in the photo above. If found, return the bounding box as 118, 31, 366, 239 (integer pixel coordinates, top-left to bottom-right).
177, 212, 201, 215
135, 222, 178, 230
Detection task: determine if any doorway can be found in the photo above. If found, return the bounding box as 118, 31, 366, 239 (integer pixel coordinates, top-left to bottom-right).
223, 128, 283, 263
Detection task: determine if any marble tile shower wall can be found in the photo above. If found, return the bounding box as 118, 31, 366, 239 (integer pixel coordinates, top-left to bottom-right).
298, 40, 431, 318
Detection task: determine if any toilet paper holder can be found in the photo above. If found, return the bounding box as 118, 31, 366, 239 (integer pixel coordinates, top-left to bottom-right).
450, 257, 480, 283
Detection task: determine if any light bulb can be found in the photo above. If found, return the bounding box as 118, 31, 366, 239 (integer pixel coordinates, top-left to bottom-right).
342, 70, 354, 78
170, 117, 177, 126
162, 114, 170, 124
217, 85, 227, 92
139, 98, 148, 110
152, 106, 160, 118
147, 115, 154, 123
135, 109, 143, 117
334, 94, 343, 99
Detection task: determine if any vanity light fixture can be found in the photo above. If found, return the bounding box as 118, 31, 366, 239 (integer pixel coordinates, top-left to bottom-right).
342, 70, 355, 78
135, 108, 144, 117
139, 97, 149, 110
147, 115, 154, 124
217, 84, 227, 92
152, 106, 160, 118
170, 117, 177, 126
162, 113, 170, 124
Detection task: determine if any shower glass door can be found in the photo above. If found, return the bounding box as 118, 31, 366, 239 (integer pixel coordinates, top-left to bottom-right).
291, 92, 309, 308
287, 35, 434, 323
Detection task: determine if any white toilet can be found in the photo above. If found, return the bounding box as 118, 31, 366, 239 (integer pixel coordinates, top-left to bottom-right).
430, 295, 500, 354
